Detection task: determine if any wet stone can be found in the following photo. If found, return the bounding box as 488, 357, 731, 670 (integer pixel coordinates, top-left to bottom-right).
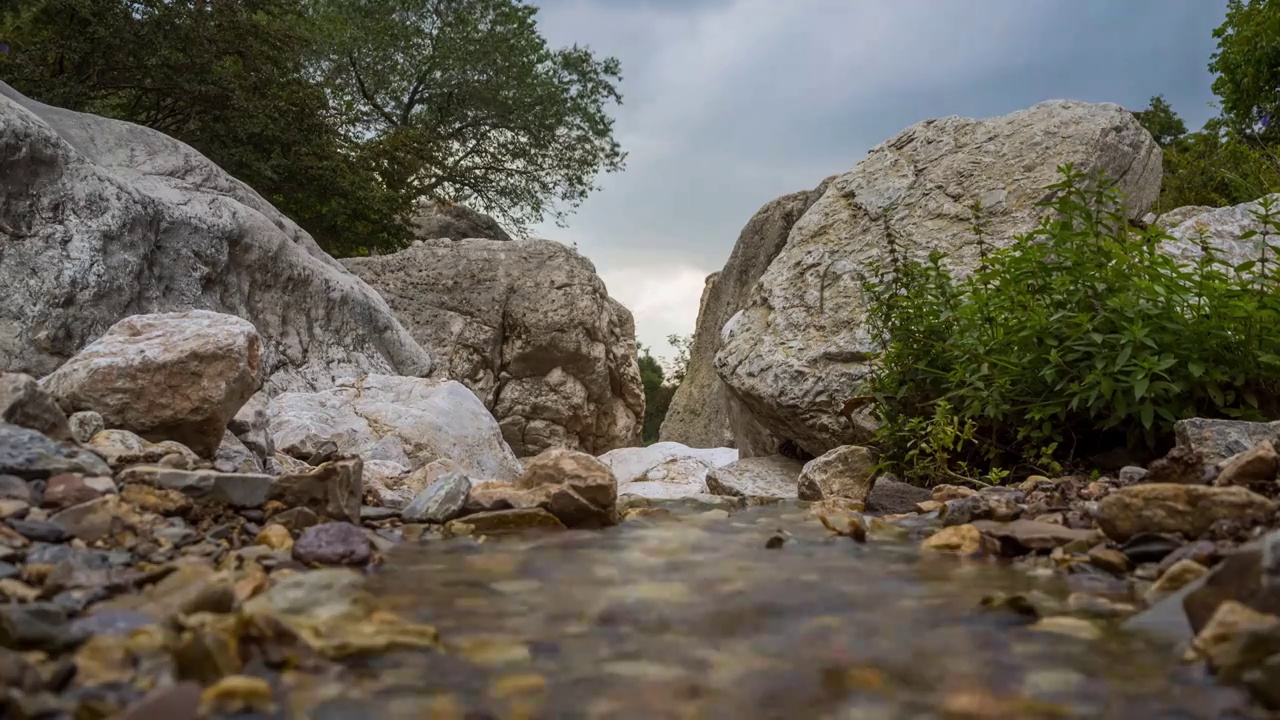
1087, 546, 1130, 575
1146, 559, 1210, 605
293, 522, 372, 566
6, 519, 68, 543
0, 603, 73, 651
402, 472, 471, 524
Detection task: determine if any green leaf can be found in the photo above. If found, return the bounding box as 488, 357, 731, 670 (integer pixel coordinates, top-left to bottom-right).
1188, 360, 1206, 377
1140, 402, 1155, 430
1134, 376, 1151, 401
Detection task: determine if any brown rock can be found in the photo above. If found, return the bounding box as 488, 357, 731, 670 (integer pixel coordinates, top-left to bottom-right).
119, 682, 202, 720
1145, 445, 1209, 485
98, 560, 233, 621
87, 429, 169, 470
117, 465, 274, 508
271, 506, 321, 533
1189, 600, 1280, 678
1215, 440, 1279, 487
1087, 546, 1131, 575
921, 524, 998, 556
1184, 532, 1280, 635
120, 483, 193, 517
0, 372, 71, 441
468, 448, 617, 529
1145, 559, 1210, 605
971, 519, 1100, 554
40, 311, 262, 457
797, 445, 877, 502
42, 473, 104, 509
931, 485, 977, 503
268, 458, 362, 524
49, 495, 136, 542
255, 524, 293, 551
1096, 483, 1275, 542
447, 508, 566, 535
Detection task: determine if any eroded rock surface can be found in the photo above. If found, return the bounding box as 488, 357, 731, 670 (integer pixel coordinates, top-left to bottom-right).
343, 238, 643, 457
714, 100, 1161, 456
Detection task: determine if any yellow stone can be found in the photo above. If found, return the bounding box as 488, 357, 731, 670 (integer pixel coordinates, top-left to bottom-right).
489, 673, 547, 699
1029, 616, 1103, 641
921, 524, 994, 555
1145, 559, 1209, 605
0, 579, 40, 602
200, 675, 274, 716
73, 636, 135, 687
915, 500, 945, 514
255, 524, 294, 551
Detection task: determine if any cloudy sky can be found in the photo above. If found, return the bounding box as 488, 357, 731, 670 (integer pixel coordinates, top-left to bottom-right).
529, 0, 1230, 361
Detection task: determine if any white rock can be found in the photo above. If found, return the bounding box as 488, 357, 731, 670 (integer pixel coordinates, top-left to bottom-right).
598, 442, 738, 499
713, 100, 1162, 456
267, 375, 522, 482
0, 82, 431, 394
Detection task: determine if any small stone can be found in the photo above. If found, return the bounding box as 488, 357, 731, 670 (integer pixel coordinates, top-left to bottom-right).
1017, 475, 1055, 492
1029, 616, 1104, 641
797, 445, 877, 502
158, 452, 195, 470
0, 603, 73, 651
272, 506, 321, 533
255, 524, 293, 551
1095, 483, 1274, 542
200, 675, 274, 716
98, 560, 233, 621
921, 524, 997, 556
1087, 546, 1130, 575
1189, 600, 1280, 679
1184, 531, 1280, 634
49, 496, 131, 542
0, 475, 29, 503
446, 508, 566, 535
402, 472, 471, 524
0, 423, 111, 479
1066, 593, 1136, 619
916, 499, 944, 514
42, 474, 103, 510
83, 476, 117, 495
87, 429, 169, 469
360, 506, 399, 522
269, 458, 363, 523
1215, 440, 1280, 487
971, 519, 1099, 554
6, 519, 69, 543
1158, 540, 1218, 576
292, 522, 372, 566
1119, 532, 1185, 565
1145, 559, 1210, 605
1145, 445, 1210, 485
119, 483, 192, 516
1118, 466, 1149, 484
117, 465, 274, 508
0, 500, 28, 520
931, 484, 977, 502
119, 682, 201, 720
0, 372, 71, 441
0, 578, 40, 602
67, 411, 104, 444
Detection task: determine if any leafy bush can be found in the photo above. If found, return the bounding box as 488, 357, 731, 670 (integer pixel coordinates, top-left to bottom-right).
860, 165, 1280, 484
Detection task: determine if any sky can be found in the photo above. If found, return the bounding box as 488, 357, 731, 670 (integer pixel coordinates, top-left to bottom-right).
529, 0, 1231, 362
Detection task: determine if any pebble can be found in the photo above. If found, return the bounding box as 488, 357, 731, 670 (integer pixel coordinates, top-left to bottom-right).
7, 518, 69, 543
292, 522, 372, 566
0, 603, 73, 651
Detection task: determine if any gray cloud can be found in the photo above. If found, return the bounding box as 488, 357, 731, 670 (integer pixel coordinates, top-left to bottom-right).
530, 0, 1230, 357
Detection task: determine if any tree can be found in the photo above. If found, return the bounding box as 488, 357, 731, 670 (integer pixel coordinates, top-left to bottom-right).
1211, 0, 1280, 140
1133, 95, 1188, 147
663, 334, 692, 386
0, 0, 411, 255
637, 343, 675, 445
310, 0, 627, 236
1158, 117, 1280, 210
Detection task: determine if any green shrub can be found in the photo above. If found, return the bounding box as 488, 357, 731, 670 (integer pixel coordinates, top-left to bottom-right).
859, 165, 1280, 485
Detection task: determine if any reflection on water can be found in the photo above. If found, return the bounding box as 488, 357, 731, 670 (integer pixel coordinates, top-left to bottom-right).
334, 503, 1257, 719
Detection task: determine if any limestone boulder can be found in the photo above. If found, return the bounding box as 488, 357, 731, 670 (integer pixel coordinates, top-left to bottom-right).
40, 311, 261, 456
1174, 417, 1280, 468
705, 455, 802, 499
714, 100, 1162, 456
1096, 483, 1276, 542
409, 201, 512, 242
266, 375, 521, 482
0, 82, 431, 393
342, 238, 644, 457
797, 445, 878, 502
597, 442, 738, 500
660, 180, 832, 453
1161, 194, 1280, 271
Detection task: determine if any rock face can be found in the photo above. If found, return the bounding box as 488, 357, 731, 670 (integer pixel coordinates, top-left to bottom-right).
40, 311, 261, 457
0, 82, 431, 393
266, 375, 521, 482
409, 201, 513, 243
1161, 194, 1280, 270
597, 442, 738, 499
659, 180, 831, 452
343, 238, 644, 458
714, 100, 1162, 456
1175, 417, 1280, 468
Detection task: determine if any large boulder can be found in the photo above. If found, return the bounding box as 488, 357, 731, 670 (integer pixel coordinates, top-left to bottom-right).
343, 238, 644, 457
714, 100, 1162, 456
266, 374, 522, 482
40, 311, 260, 457
0, 82, 431, 393
659, 179, 832, 454
1160, 194, 1280, 269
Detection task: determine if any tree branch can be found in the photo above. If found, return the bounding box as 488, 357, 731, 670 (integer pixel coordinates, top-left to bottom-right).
348, 55, 399, 127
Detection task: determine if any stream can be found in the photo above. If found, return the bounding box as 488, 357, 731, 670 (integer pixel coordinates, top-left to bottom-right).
315, 501, 1258, 719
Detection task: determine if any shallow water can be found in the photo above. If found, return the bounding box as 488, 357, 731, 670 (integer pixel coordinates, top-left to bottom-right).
332, 503, 1258, 719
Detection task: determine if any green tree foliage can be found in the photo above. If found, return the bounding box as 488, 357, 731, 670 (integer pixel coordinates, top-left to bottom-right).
637, 344, 675, 445
1211, 0, 1280, 139
308, 0, 626, 234
663, 334, 692, 385
1133, 95, 1187, 147
1, 0, 626, 254
861, 166, 1280, 485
